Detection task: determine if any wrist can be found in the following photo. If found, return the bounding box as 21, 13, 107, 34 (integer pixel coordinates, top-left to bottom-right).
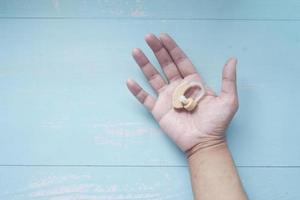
185, 136, 227, 159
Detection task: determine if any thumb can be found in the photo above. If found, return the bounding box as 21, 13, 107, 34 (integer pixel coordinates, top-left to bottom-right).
221, 57, 238, 98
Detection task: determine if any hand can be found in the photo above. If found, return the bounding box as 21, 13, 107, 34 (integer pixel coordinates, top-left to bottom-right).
126, 33, 239, 153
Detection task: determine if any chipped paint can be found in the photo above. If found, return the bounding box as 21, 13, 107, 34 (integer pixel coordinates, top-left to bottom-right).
52, 0, 60, 11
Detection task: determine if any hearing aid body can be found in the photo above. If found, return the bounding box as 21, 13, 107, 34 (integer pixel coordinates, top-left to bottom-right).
172, 81, 205, 112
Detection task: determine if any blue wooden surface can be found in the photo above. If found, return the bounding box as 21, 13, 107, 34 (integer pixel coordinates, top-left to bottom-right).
0, 167, 299, 200
1, 0, 300, 20
0, 1, 300, 199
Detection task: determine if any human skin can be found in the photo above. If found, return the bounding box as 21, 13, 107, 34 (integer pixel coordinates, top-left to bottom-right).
126, 33, 248, 200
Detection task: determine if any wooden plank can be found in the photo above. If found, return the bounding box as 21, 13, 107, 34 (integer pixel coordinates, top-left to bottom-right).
0, 166, 192, 200
0, 19, 300, 166
0, 166, 299, 199
1, 0, 300, 20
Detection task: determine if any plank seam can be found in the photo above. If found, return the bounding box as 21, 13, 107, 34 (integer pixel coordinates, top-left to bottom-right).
0, 165, 299, 168
1, 17, 300, 21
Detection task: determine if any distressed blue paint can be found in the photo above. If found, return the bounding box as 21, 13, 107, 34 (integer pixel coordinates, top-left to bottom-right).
1, 0, 300, 20
0, 167, 299, 200
0, 0, 300, 199
0, 167, 193, 199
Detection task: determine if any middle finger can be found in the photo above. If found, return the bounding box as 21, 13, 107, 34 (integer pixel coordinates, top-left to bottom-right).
145, 33, 182, 82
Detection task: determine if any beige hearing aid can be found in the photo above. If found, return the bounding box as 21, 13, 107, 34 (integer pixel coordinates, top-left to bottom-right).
172, 81, 205, 112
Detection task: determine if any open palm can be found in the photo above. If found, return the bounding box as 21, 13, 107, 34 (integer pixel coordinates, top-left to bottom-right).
127, 33, 239, 153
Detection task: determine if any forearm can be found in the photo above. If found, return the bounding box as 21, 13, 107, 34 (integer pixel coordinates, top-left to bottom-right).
188, 142, 248, 200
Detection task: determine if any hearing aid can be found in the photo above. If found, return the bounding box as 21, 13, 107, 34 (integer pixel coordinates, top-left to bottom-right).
172, 81, 205, 112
